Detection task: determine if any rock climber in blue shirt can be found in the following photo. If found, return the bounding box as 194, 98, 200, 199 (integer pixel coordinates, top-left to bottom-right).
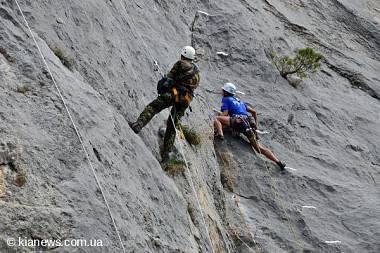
214, 83, 286, 170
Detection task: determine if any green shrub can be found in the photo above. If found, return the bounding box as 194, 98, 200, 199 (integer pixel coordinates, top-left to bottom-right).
165, 158, 186, 176
50, 46, 75, 70
271, 47, 325, 79
182, 125, 201, 146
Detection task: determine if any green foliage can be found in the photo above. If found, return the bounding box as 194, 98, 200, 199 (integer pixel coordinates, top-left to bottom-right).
182, 125, 201, 146
165, 158, 186, 176
50, 46, 75, 71
271, 47, 325, 79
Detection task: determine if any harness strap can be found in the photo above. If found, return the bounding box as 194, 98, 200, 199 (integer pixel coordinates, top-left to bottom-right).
172, 87, 179, 102
232, 114, 248, 119
172, 88, 193, 104
185, 93, 192, 103
232, 114, 253, 134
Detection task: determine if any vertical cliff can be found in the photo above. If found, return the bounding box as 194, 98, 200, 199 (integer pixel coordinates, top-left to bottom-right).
0, 0, 379, 252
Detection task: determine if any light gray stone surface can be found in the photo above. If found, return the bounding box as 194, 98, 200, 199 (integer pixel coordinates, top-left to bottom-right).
0, 0, 379, 252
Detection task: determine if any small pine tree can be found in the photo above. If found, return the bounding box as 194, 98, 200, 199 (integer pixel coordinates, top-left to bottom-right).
271, 47, 325, 79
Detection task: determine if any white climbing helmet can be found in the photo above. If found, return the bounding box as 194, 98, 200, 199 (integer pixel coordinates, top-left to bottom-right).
181, 46, 195, 60
222, 82, 236, 95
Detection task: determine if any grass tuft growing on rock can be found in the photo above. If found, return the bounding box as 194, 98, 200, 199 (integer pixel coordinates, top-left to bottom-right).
182, 125, 201, 146
165, 158, 186, 176
50, 46, 75, 71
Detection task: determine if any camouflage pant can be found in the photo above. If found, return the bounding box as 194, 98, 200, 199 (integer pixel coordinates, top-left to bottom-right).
137, 92, 190, 153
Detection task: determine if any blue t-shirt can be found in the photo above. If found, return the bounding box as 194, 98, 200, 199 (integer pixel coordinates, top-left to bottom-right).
220, 96, 248, 116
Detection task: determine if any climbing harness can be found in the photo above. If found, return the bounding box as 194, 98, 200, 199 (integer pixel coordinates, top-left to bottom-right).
169, 90, 217, 253
14, 0, 308, 252
13, 1, 126, 252
123, 2, 337, 252
231, 114, 254, 138
120, 3, 219, 253
121, 1, 303, 250
156, 63, 197, 96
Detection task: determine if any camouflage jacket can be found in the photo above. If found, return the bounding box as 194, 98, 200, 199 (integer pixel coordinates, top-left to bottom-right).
167, 59, 200, 92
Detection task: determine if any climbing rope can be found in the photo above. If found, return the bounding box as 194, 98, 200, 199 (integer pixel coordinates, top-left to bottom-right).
120, 2, 165, 77
175, 116, 186, 140
13, 1, 126, 252
169, 109, 217, 253
119, 2, 219, 252
121, 1, 300, 252
216, 146, 262, 253
252, 136, 304, 253
230, 226, 257, 253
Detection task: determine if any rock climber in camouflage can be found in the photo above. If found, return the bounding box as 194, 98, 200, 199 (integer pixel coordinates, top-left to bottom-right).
129, 46, 200, 163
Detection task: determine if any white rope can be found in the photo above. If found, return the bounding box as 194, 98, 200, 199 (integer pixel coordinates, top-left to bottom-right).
119, 2, 218, 252
13, 1, 126, 252
169, 111, 216, 253
120, 1, 164, 76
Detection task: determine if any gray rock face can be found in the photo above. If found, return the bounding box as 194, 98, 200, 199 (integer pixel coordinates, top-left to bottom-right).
0, 0, 379, 252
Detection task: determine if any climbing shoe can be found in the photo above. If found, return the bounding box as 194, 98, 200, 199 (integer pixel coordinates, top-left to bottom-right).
214, 133, 225, 141
129, 120, 143, 134
277, 161, 286, 171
